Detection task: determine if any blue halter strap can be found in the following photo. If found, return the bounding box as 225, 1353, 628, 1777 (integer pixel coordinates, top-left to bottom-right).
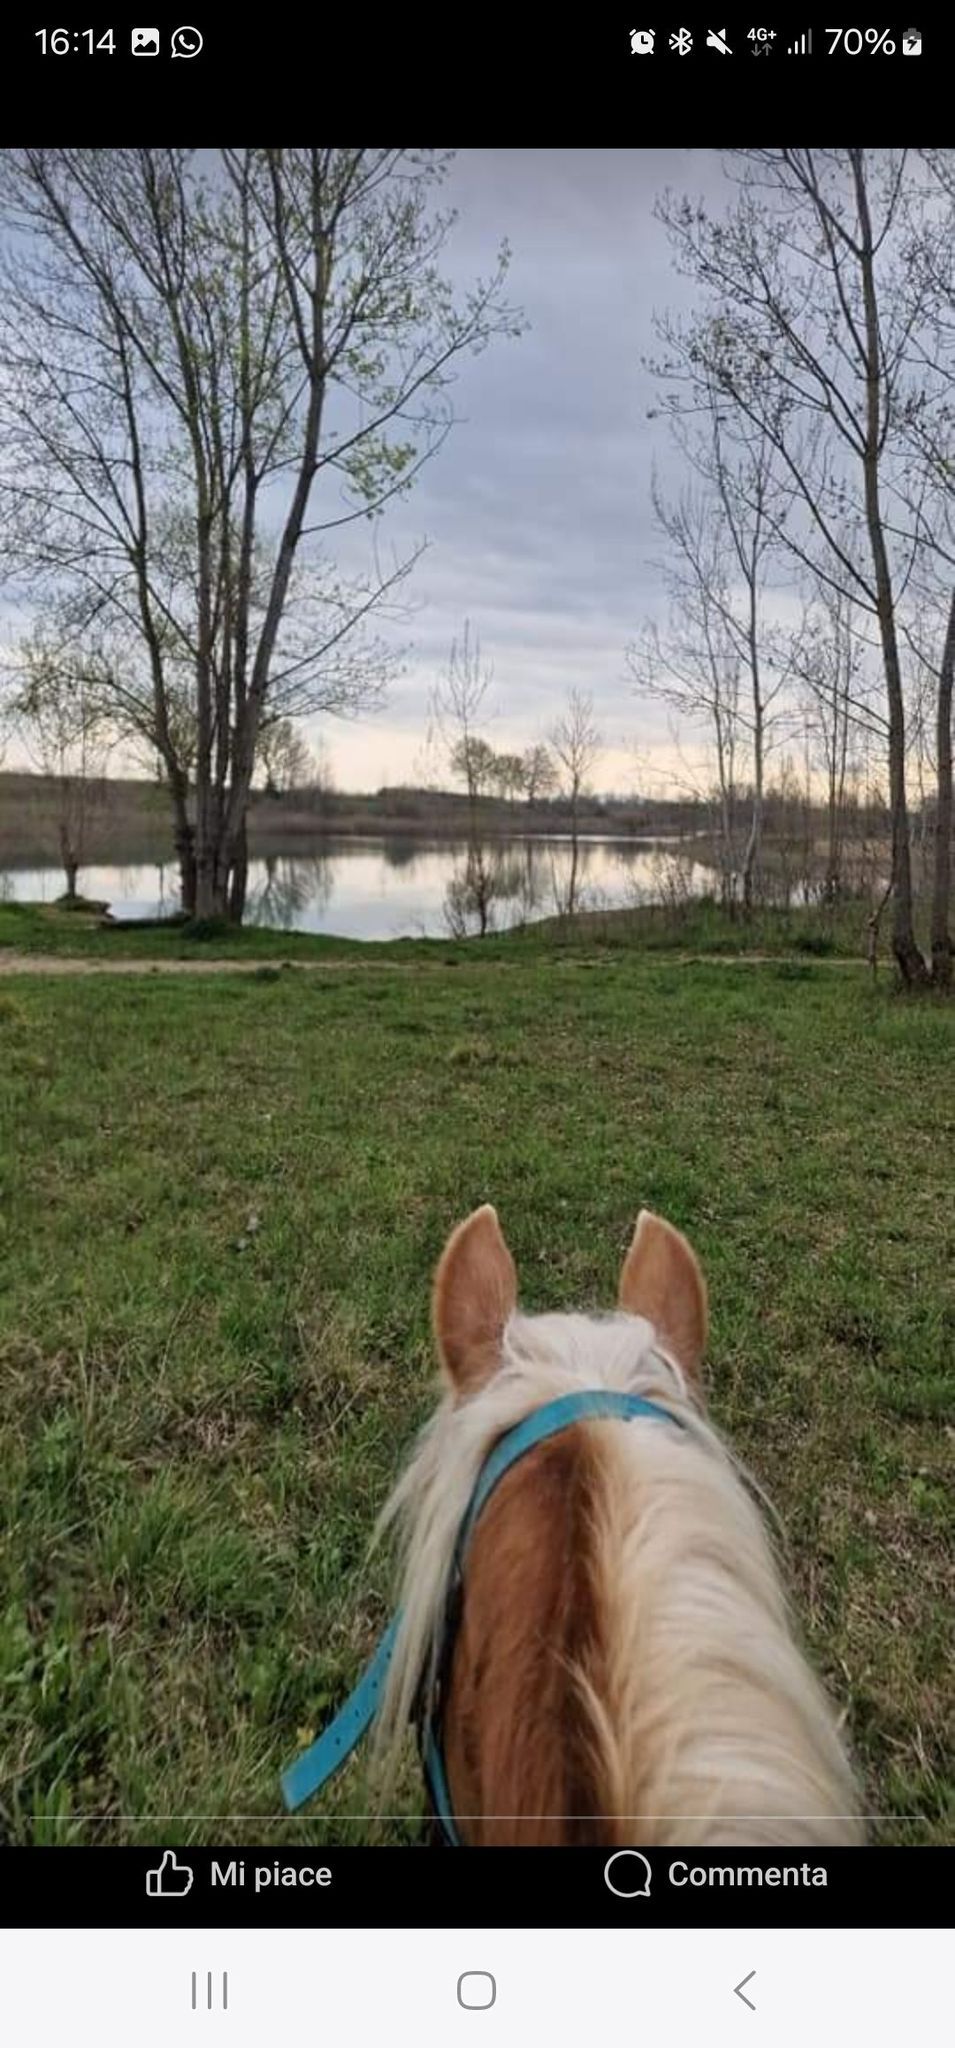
280, 1386, 684, 1828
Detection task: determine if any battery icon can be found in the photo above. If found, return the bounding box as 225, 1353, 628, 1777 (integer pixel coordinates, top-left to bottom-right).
902, 26, 922, 51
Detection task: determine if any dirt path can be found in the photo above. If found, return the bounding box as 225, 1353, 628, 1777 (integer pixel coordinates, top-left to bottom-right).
0, 948, 864, 978
0, 951, 368, 977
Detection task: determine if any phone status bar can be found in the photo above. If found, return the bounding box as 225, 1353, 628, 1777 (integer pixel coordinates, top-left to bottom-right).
627, 25, 922, 55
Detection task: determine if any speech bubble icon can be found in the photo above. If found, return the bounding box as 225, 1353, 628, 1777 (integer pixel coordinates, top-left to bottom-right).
170, 25, 203, 56
604, 1849, 652, 1897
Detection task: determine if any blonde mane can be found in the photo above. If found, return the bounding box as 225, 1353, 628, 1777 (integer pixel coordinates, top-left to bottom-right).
373, 1308, 863, 1845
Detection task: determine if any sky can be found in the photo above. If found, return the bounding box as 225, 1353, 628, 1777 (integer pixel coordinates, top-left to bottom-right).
313, 147, 726, 796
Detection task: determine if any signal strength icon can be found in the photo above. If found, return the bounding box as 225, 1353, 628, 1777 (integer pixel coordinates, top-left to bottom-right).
786, 24, 812, 50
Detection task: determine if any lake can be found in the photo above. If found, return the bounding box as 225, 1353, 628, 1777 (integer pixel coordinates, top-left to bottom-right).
1, 836, 714, 941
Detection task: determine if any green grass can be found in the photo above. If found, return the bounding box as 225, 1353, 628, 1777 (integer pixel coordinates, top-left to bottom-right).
0, 892, 877, 963
524, 895, 875, 957
0, 943, 952, 1845
0, 898, 377, 962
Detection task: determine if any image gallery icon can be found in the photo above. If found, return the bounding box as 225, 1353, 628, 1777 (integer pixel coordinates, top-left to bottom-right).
131, 27, 160, 53
630, 28, 656, 53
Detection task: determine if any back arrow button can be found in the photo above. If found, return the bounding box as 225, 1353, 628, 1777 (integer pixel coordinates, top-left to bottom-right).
734, 1971, 756, 2011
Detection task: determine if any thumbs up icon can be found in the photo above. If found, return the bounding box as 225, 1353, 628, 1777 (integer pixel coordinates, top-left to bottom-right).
146, 1850, 194, 1897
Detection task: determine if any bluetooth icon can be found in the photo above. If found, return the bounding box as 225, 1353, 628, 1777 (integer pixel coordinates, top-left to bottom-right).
669, 25, 693, 50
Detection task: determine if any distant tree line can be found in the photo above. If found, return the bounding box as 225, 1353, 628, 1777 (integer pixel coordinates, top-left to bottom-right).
448, 736, 558, 807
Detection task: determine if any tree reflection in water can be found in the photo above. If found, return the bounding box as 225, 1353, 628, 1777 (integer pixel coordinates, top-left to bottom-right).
380, 837, 426, 871
247, 852, 332, 928
443, 838, 595, 936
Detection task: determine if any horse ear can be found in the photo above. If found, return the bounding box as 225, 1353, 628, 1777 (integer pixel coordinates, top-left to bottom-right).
618, 1210, 708, 1382
433, 1205, 518, 1394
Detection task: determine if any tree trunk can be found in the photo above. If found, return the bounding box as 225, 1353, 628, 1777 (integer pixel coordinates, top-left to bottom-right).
194, 826, 219, 920
57, 818, 79, 903
163, 761, 197, 918
178, 840, 197, 919
851, 150, 928, 987
217, 164, 330, 902
567, 790, 580, 916
741, 570, 764, 917
824, 788, 840, 903
741, 705, 763, 915
713, 710, 736, 913
228, 818, 250, 926
194, 793, 232, 921
879, 591, 926, 981
931, 586, 955, 990
824, 671, 847, 904
189, 588, 218, 917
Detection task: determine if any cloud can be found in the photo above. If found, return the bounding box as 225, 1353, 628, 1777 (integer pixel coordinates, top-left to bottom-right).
315, 149, 729, 789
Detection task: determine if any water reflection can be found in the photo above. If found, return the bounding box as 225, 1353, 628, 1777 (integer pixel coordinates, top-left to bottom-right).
246, 852, 333, 929
1, 837, 715, 941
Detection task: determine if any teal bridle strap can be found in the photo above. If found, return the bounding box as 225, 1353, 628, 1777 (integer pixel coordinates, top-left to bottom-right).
421, 1722, 461, 1846
280, 1613, 401, 1814
453, 1390, 679, 1557
280, 1386, 683, 1820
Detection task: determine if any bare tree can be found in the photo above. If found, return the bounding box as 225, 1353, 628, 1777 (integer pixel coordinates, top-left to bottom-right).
550, 689, 601, 915
0, 150, 519, 922
791, 589, 877, 902
627, 482, 743, 908
641, 390, 790, 911
301, 734, 336, 818
6, 631, 110, 902
432, 622, 501, 936
449, 735, 498, 806
433, 622, 495, 826
653, 149, 932, 983
490, 751, 526, 805
257, 717, 314, 796
892, 148, 955, 985
705, 419, 789, 910
927, 590, 954, 988
522, 742, 558, 806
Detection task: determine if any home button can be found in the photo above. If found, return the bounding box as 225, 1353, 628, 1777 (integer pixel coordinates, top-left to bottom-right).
457, 1972, 497, 2009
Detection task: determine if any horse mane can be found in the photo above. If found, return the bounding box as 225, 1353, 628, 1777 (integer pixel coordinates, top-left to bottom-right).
371, 1309, 863, 1844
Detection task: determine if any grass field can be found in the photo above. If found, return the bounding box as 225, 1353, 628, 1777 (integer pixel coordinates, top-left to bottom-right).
0, 892, 876, 962
1, 929, 952, 1845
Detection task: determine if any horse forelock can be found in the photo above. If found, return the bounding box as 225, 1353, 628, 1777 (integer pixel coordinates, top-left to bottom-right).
370, 1310, 863, 1845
